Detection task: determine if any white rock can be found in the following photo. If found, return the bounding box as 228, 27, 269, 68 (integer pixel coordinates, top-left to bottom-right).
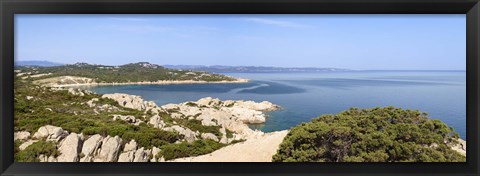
118, 151, 135, 162
113, 115, 137, 124
14, 131, 31, 141
164, 125, 198, 143
123, 140, 138, 152
33, 125, 69, 142
148, 115, 166, 129
102, 93, 147, 110
19, 139, 38, 150
150, 147, 161, 162
93, 136, 122, 162
133, 147, 150, 162
201, 133, 219, 142
57, 133, 84, 162
80, 134, 103, 162
450, 138, 467, 156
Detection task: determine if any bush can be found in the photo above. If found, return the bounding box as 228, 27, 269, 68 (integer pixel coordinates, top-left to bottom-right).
158, 139, 226, 160
15, 140, 59, 162
273, 107, 466, 162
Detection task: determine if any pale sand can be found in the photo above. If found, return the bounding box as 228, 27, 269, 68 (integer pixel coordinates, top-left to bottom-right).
170, 130, 289, 162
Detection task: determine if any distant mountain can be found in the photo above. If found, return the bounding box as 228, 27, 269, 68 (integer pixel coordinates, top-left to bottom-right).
163, 65, 351, 73
16, 60, 64, 67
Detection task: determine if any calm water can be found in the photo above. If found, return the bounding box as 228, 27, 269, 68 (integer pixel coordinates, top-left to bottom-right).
80, 71, 466, 139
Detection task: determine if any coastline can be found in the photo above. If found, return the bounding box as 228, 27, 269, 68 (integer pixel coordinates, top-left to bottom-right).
46, 78, 250, 88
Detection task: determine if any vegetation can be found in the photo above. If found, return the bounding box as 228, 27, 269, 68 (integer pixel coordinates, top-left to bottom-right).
157, 139, 226, 160
15, 140, 59, 162
16, 62, 237, 84
14, 74, 229, 160
273, 107, 466, 162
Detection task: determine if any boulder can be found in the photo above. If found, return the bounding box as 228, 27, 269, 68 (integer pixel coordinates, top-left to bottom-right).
86, 98, 99, 108
201, 133, 219, 142
118, 151, 135, 162
196, 97, 221, 107
14, 131, 31, 141
19, 139, 38, 150
33, 125, 68, 142
123, 140, 138, 152
164, 125, 198, 143
150, 147, 161, 162
80, 134, 103, 162
133, 147, 151, 162
93, 136, 122, 162
148, 115, 166, 129
57, 133, 84, 162
102, 93, 147, 110
113, 115, 137, 124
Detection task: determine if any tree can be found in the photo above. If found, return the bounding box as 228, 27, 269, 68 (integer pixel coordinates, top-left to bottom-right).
272, 107, 466, 162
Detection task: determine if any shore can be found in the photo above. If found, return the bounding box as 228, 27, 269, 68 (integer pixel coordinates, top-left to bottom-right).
34, 76, 249, 87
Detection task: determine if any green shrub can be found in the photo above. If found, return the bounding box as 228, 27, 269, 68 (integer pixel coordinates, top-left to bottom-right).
15, 140, 59, 162
273, 107, 466, 162
158, 139, 226, 160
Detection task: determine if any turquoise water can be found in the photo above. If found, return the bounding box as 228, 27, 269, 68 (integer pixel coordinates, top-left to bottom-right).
81, 71, 466, 139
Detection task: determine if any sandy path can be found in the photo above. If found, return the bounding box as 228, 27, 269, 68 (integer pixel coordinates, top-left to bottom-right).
170, 130, 289, 162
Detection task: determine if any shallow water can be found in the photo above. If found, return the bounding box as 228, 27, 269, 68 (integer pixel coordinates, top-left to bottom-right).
80, 71, 466, 139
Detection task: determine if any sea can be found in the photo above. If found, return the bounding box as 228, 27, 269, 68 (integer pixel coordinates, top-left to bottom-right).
79, 71, 466, 139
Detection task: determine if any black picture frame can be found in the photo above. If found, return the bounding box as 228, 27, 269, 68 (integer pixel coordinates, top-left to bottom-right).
1, 0, 479, 176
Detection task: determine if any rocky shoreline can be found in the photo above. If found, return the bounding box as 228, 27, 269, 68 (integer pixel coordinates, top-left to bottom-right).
14, 87, 467, 162
14, 87, 283, 162
33, 75, 249, 88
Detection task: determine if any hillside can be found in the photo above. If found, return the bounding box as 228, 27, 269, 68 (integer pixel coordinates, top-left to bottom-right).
273, 107, 466, 162
14, 76, 279, 162
15, 62, 245, 86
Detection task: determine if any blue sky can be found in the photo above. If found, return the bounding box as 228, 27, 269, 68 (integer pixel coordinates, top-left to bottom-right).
15, 14, 465, 70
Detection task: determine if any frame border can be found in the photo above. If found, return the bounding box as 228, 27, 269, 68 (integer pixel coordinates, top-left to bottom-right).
1, 0, 479, 176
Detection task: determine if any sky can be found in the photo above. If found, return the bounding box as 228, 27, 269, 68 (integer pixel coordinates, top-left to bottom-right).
15, 14, 466, 70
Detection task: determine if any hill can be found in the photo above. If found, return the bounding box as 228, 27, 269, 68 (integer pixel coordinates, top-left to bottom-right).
273, 107, 466, 162
15, 62, 245, 86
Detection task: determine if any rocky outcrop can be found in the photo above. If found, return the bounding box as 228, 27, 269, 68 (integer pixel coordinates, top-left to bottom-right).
33, 125, 69, 142
93, 136, 122, 162
118, 140, 152, 162
14, 131, 31, 141
449, 138, 467, 156
164, 125, 199, 143
113, 114, 143, 126
161, 97, 280, 141
102, 93, 157, 111
133, 147, 151, 162
148, 115, 166, 129
57, 133, 84, 162
18, 140, 38, 150
201, 133, 219, 142
80, 134, 103, 162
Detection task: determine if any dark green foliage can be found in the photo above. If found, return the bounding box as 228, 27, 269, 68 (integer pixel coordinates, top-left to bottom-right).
185, 102, 198, 107
158, 139, 226, 160
15, 140, 59, 162
273, 107, 466, 162
175, 118, 222, 137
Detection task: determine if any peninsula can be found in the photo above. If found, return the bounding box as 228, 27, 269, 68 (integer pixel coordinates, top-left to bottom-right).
15, 62, 247, 87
